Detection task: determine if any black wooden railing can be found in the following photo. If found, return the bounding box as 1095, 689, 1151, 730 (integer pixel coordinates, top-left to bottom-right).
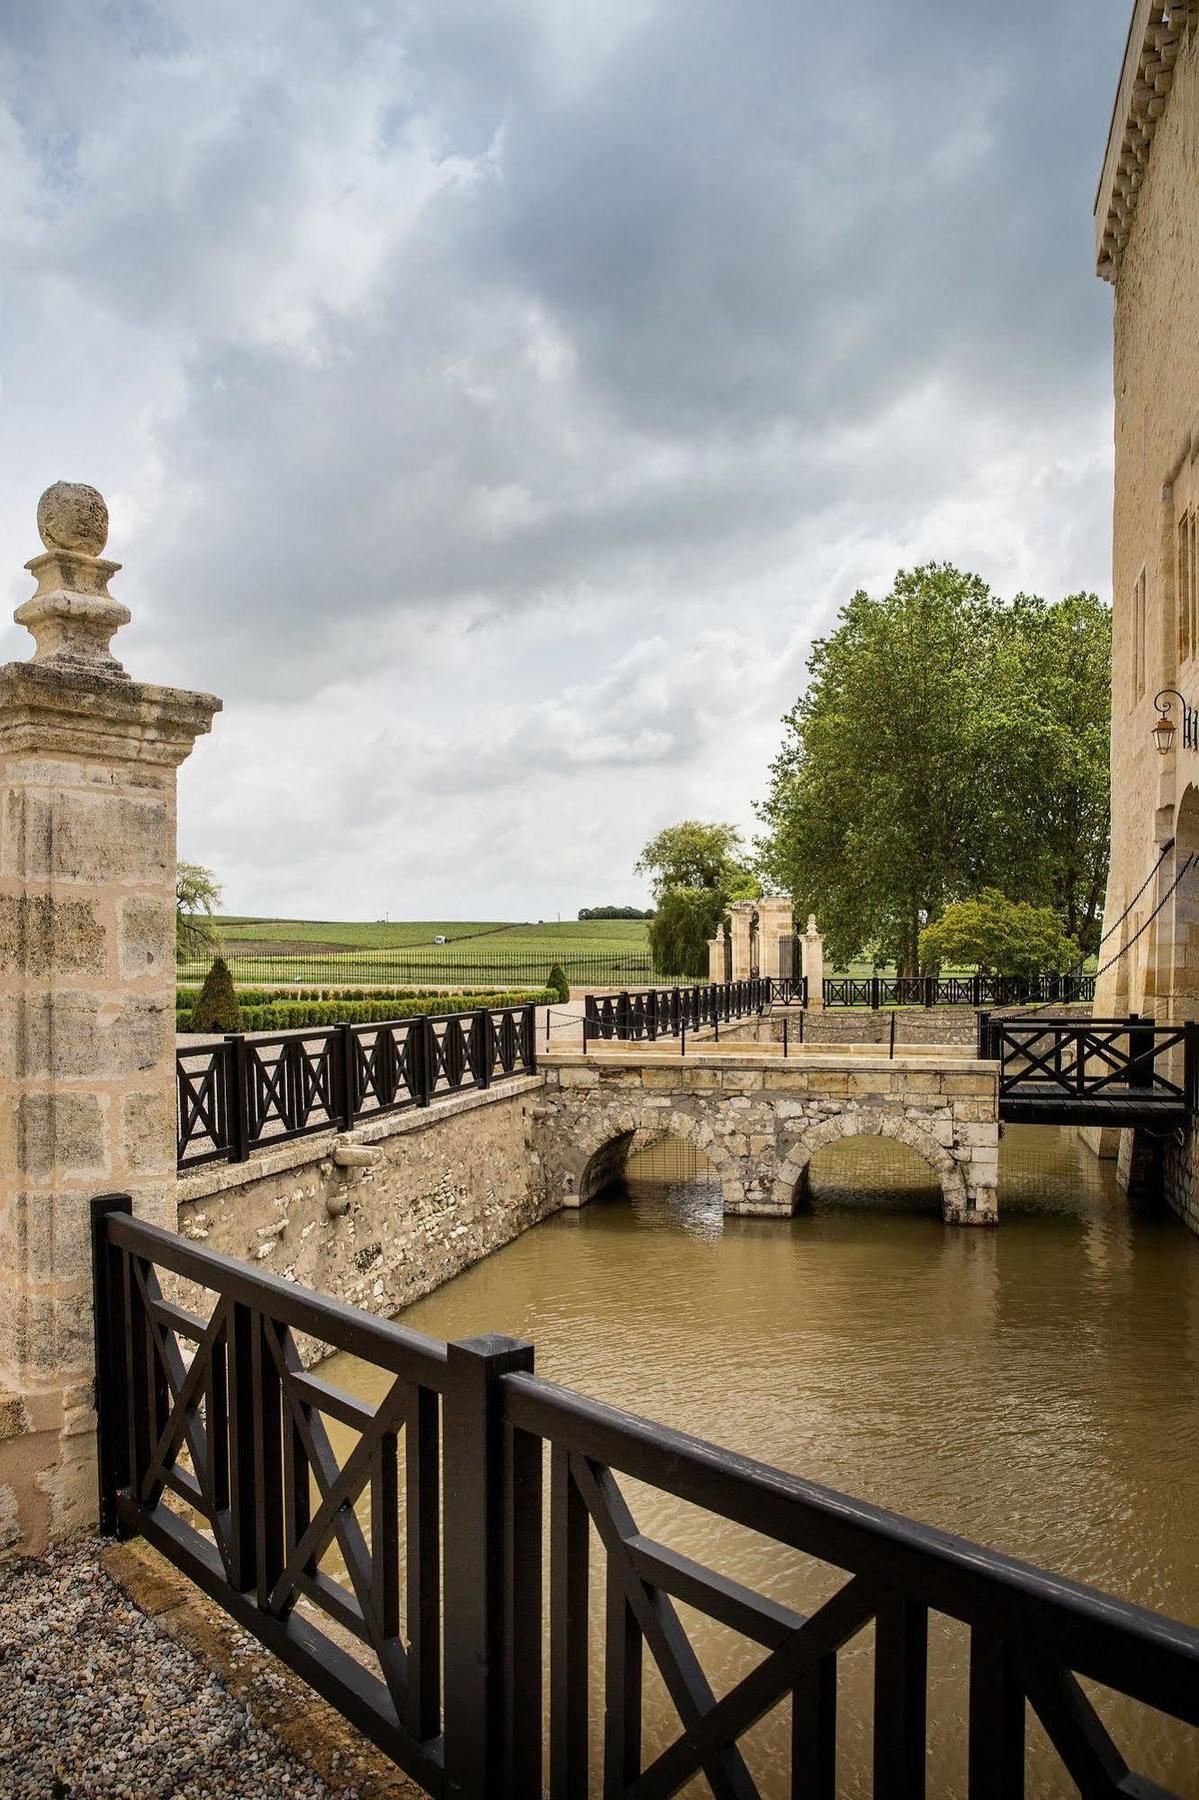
978, 1012, 1195, 1123
93, 1197, 1199, 1798
176, 1004, 536, 1170
822, 973, 1096, 1010
582, 978, 798, 1045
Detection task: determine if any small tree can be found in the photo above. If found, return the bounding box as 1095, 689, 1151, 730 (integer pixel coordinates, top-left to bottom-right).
191, 957, 242, 1033
177, 861, 222, 958
919, 890, 1082, 978
546, 963, 571, 1003
648, 886, 725, 979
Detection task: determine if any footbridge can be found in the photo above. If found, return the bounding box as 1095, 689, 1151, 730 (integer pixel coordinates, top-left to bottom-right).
544, 1003, 1195, 1223
536, 1046, 1002, 1223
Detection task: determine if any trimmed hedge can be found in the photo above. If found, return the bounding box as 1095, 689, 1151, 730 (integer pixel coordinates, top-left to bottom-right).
177, 983, 461, 1011
177, 988, 555, 1034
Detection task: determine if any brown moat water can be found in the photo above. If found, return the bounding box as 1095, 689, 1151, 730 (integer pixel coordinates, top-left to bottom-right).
322, 1127, 1199, 1794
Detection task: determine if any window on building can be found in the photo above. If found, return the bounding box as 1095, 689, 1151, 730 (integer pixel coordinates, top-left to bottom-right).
1133, 565, 1147, 698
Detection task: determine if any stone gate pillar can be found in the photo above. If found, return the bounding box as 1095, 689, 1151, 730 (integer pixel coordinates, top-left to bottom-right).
728, 901, 755, 980
757, 897, 794, 980
707, 934, 726, 982
0, 484, 219, 1556
801, 913, 825, 1009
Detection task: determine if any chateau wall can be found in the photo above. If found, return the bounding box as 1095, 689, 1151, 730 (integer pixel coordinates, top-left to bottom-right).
1096, 19, 1199, 1227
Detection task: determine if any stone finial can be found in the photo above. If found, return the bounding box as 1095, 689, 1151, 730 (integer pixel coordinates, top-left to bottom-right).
805, 913, 819, 936
15, 482, 131, 678
37, 482, 109, 555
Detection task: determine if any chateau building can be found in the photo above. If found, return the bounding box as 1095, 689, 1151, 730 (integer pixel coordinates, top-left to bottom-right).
1092, 3, 1199, 1213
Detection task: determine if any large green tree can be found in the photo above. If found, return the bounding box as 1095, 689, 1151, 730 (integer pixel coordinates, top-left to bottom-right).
176, 861, 222, 958
636, 821, 752, 901
755, 566, 1110, 973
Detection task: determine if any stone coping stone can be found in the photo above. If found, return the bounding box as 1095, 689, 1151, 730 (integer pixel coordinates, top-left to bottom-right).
543, 1051, 996, 1075
177, 1072, 544, 1201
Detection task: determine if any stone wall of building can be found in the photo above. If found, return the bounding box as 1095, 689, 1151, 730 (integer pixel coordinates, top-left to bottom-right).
174, 1076, 548, 1359
533, 1052, 1000, 1223
1092, 14, 1199, 1224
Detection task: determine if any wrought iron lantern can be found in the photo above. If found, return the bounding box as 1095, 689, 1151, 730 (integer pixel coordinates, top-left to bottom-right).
1153, 688, 1197, 754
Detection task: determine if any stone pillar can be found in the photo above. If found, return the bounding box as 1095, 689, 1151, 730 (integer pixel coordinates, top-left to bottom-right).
757, 897, 794, 980
0, 483, 220, 1557
728, 901, 755, 980
801, 913, 825, 1009
707, 935, 726, 983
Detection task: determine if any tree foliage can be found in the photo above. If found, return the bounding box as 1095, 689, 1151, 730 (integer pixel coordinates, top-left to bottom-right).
755, 566, 1110, 973
177, 861, 222, 957
636, 821, 751, 902
919, 890, 1081, 977
577, 905, 655, 920
192, 957, 242, 1033
647, 887, 726, 979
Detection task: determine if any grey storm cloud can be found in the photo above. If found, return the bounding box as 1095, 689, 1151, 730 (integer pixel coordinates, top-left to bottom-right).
0, 0, 1127, 917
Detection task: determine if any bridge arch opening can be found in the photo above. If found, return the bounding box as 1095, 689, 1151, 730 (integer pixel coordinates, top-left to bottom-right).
577, 1115, 737, 1213
774, 1113, 965, 1219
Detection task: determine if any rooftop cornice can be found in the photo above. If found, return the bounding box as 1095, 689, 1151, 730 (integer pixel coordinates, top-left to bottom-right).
1095, 0, 1197, 282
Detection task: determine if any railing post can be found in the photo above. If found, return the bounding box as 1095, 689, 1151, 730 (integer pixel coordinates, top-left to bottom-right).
972, 973, 981, 1009
442, 1334, 536, 1800
1126, 1011, 1153, 1091
616, 991, 631, 1042
977, 1011, 991, 1061
870, 975, 880, 1012
475, 1009, 492, 1089
338, 1021, 356, 1130
90, 1193, 133, 1538
225, 1034, 251, 1163
523, 1002, 537, 1076
925, 976, 934, 1008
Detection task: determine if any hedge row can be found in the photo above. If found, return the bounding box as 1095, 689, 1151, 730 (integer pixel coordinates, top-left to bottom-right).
178, 989, 555, 1033
176, 983, 459, 1011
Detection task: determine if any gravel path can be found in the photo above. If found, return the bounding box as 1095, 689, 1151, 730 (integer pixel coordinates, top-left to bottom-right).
0, 1543, 352, 1799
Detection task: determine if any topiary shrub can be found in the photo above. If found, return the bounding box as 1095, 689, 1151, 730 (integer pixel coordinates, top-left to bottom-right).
546, 963, 570, 1003
191, 957, 243, 1033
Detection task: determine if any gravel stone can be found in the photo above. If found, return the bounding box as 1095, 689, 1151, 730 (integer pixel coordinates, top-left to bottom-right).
0, 1543, 356, 1798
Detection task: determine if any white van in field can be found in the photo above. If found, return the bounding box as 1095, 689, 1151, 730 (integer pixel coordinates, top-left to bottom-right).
433, 934, 447, 944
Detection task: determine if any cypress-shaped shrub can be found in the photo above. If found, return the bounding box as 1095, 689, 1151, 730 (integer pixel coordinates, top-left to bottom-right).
191, 957, 243, 1033
546, 963, 570, 1003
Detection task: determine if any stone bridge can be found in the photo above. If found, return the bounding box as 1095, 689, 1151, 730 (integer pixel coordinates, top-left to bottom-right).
533, 1048, 1000, 1223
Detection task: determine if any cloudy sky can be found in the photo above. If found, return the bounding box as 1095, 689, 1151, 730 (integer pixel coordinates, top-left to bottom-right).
1, 1, 1128, 920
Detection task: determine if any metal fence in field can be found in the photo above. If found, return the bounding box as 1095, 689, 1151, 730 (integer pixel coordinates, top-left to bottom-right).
178, 948, 657, 990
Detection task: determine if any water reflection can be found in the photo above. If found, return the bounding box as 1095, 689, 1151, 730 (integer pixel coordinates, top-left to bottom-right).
321, 1127, 1199, 1794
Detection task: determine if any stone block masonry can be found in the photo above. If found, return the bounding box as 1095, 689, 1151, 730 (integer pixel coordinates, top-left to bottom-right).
174, 1077, 550, 1361
533, 1050, 1000, 1223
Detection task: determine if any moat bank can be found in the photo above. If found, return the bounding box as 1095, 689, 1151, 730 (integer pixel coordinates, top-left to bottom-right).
324, 1125, 1199, 1794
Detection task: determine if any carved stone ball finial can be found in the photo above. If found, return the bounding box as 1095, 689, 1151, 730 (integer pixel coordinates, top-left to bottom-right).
36, 481, 109, 556
16, 482, 130, 678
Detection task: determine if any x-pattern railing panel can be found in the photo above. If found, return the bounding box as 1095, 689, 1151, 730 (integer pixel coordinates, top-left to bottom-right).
94, 1204, 1199, 1799
176, 1044, 232, 1166
996, 1022, 1187, 1101
94, 1206, 448, 1793
501, 1372, 1199, 1798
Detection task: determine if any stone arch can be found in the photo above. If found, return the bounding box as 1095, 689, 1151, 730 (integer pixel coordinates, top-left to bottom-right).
770, 1108, 966, 1220
574, 1105, 745, 1210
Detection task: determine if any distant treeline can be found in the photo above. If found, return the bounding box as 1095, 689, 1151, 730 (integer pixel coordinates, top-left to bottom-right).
577, 905, 655, 920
